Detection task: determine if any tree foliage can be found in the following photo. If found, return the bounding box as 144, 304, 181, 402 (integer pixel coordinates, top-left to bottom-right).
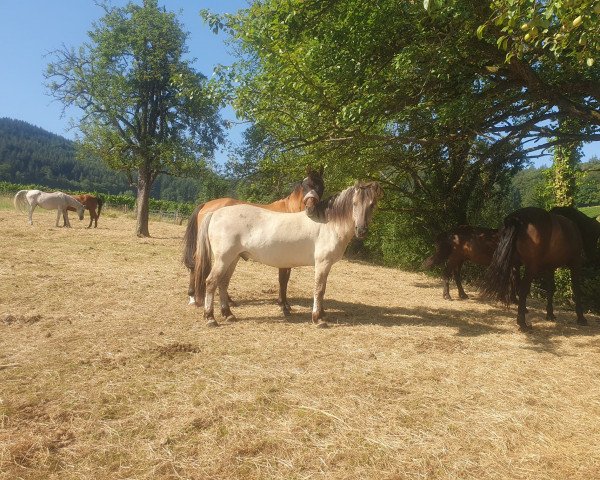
46, 0, 225, 236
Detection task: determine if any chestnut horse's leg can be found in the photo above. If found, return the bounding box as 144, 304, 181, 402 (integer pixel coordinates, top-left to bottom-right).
570, 265, 588, 326
517, 269, 533, 331
278, 268, 292, 315
311, 261, 332, 328
543, 270, 557, 321
87, 207, 94, 229
453, 262, 469, 299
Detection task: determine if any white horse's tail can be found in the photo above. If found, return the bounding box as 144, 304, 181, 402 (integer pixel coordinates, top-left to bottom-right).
193, 211, 214, 306
13, 190, 29, 213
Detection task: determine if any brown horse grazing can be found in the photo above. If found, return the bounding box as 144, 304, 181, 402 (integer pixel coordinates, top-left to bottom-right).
66, 194, 104, 228
422, 226, 499, 300
481, 207, 588, 331
182, 166, 325, 315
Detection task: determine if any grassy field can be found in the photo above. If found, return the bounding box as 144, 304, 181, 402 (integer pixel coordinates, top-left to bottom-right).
581, 205, 600, 218
2, 199, 600, 479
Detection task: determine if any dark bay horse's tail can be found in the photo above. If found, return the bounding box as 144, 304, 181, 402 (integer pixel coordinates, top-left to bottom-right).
480, 216, 520, 305
422, 232, 452, 269
193, 211, 214, 306
182, 203, 204, 271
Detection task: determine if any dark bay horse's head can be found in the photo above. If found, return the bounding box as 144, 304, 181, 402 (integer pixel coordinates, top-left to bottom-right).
302, 165, 325, 217
352, 181, 383, 239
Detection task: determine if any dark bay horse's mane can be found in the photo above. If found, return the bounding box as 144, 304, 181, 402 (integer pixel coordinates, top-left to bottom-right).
550, 206, 600, 262
312, 182, 380, 224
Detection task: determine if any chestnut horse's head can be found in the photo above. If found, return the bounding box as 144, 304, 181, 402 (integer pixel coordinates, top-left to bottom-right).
302, 165, 325, 217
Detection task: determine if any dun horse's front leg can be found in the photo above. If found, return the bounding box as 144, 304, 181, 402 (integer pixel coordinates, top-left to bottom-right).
312, 262, 332, 328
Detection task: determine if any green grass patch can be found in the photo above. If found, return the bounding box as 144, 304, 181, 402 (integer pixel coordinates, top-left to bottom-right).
580, 205, 600, 218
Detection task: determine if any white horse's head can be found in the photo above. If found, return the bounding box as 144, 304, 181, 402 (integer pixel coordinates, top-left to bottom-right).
352, 182, 383, 239
76, 201, 86, 220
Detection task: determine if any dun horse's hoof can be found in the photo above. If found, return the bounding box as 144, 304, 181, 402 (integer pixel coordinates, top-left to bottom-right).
443, 295, 452, 301
315, 320, 329, 328
224, 314, 238, 323
206, 319, 219, 328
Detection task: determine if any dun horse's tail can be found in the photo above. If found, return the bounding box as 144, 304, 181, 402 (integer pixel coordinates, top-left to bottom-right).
96, 195, 104, 217
193, 211, 214, 307
182, 203, 205, 271
480, 217, 519, 305
422, 232, 452, 269
13, 190, 28, 213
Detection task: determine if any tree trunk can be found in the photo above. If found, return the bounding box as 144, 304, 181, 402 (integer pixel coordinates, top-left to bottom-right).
136, 168, 152, 237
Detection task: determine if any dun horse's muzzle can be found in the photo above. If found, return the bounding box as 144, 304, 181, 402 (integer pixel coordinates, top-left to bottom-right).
355, 226, 368, 239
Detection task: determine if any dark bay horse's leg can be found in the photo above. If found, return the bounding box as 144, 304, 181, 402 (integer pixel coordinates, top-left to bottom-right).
543, 270, 557, 321
278, 268, 292, 315
312, 262, 332, 328
570, 265, 588, 326
453, 262, 468, 299
517, 269, 533, 331
442, 263, 453, 300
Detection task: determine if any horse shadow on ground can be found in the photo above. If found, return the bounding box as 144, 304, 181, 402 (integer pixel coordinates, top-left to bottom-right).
228, 295, 600, 353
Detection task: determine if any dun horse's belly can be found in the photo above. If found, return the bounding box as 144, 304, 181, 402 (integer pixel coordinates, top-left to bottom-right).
245, 243, 316, 268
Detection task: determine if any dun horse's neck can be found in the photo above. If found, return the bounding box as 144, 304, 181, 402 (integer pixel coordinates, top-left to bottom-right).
322, 188, 355, 242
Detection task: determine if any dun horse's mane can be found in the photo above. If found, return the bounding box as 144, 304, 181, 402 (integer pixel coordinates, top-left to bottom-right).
313, 182, 379, 225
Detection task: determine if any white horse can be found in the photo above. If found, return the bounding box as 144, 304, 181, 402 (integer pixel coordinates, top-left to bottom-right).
13, 189, 86, 227
193, 181, 382, 328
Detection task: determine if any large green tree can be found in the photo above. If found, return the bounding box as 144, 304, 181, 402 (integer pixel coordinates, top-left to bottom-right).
46, 0, 225, 236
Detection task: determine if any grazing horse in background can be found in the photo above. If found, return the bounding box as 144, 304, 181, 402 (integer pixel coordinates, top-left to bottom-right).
14, 189, 85, 227
481, 207, 588, 331
66, 194, 104, 228
423, 226, 500, 300
550, 206, 600, 265
193, 182, 382, 328
183, 166, 325, 315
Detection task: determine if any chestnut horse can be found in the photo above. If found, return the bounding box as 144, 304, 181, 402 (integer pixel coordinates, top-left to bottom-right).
193, 182, 382, 328
422, 226, 499, 300
183, 166, 325, 314
481, 207, 589, 331
66, 194, 104, 228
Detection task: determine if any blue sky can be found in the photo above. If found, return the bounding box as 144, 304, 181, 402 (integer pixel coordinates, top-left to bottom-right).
0, 0, 247, 165
0, 1, 598, 167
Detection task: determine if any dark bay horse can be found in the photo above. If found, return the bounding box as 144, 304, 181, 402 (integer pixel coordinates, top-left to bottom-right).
183, 166, 325, 315
481, 207, 589, 331
193, 182, 382, 328
66, 194, 104, 228
423, 226, 499, 300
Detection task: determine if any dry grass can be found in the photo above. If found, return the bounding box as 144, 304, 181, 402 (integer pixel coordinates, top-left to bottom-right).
1, 199, 600, 480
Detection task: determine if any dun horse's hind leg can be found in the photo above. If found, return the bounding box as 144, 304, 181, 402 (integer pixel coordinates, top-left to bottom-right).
204, 257, 236, 327
570, 265, 588, 326
278, 268, 292, 315
543, 270, 557, 321
312, 261, 332, 328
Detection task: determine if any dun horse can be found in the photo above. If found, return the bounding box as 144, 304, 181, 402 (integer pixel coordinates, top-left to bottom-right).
183, 167, 325, 314
14, 189, 85, 227
192, 182, 382, 328
481, 207, 591, 331
66, 194, 104, 228
423, 226, 499, 300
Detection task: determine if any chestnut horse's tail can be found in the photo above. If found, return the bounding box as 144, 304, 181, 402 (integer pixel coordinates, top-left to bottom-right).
193, 211, 214, 306
182, 203, 205, 271
480, 217, 519, 306
96, 195, 104, 217
422, 232, 452, 269
13, 190, 28, 213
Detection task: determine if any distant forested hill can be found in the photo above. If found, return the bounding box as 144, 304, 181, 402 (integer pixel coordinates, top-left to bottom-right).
0, 117, 230, 202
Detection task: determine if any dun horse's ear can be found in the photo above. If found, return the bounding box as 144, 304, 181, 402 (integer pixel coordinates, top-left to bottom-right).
306, 165, 312, 175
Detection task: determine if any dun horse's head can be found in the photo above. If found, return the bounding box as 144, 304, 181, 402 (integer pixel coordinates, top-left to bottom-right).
302, 165, 325, 217
352, 181, 383, 239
